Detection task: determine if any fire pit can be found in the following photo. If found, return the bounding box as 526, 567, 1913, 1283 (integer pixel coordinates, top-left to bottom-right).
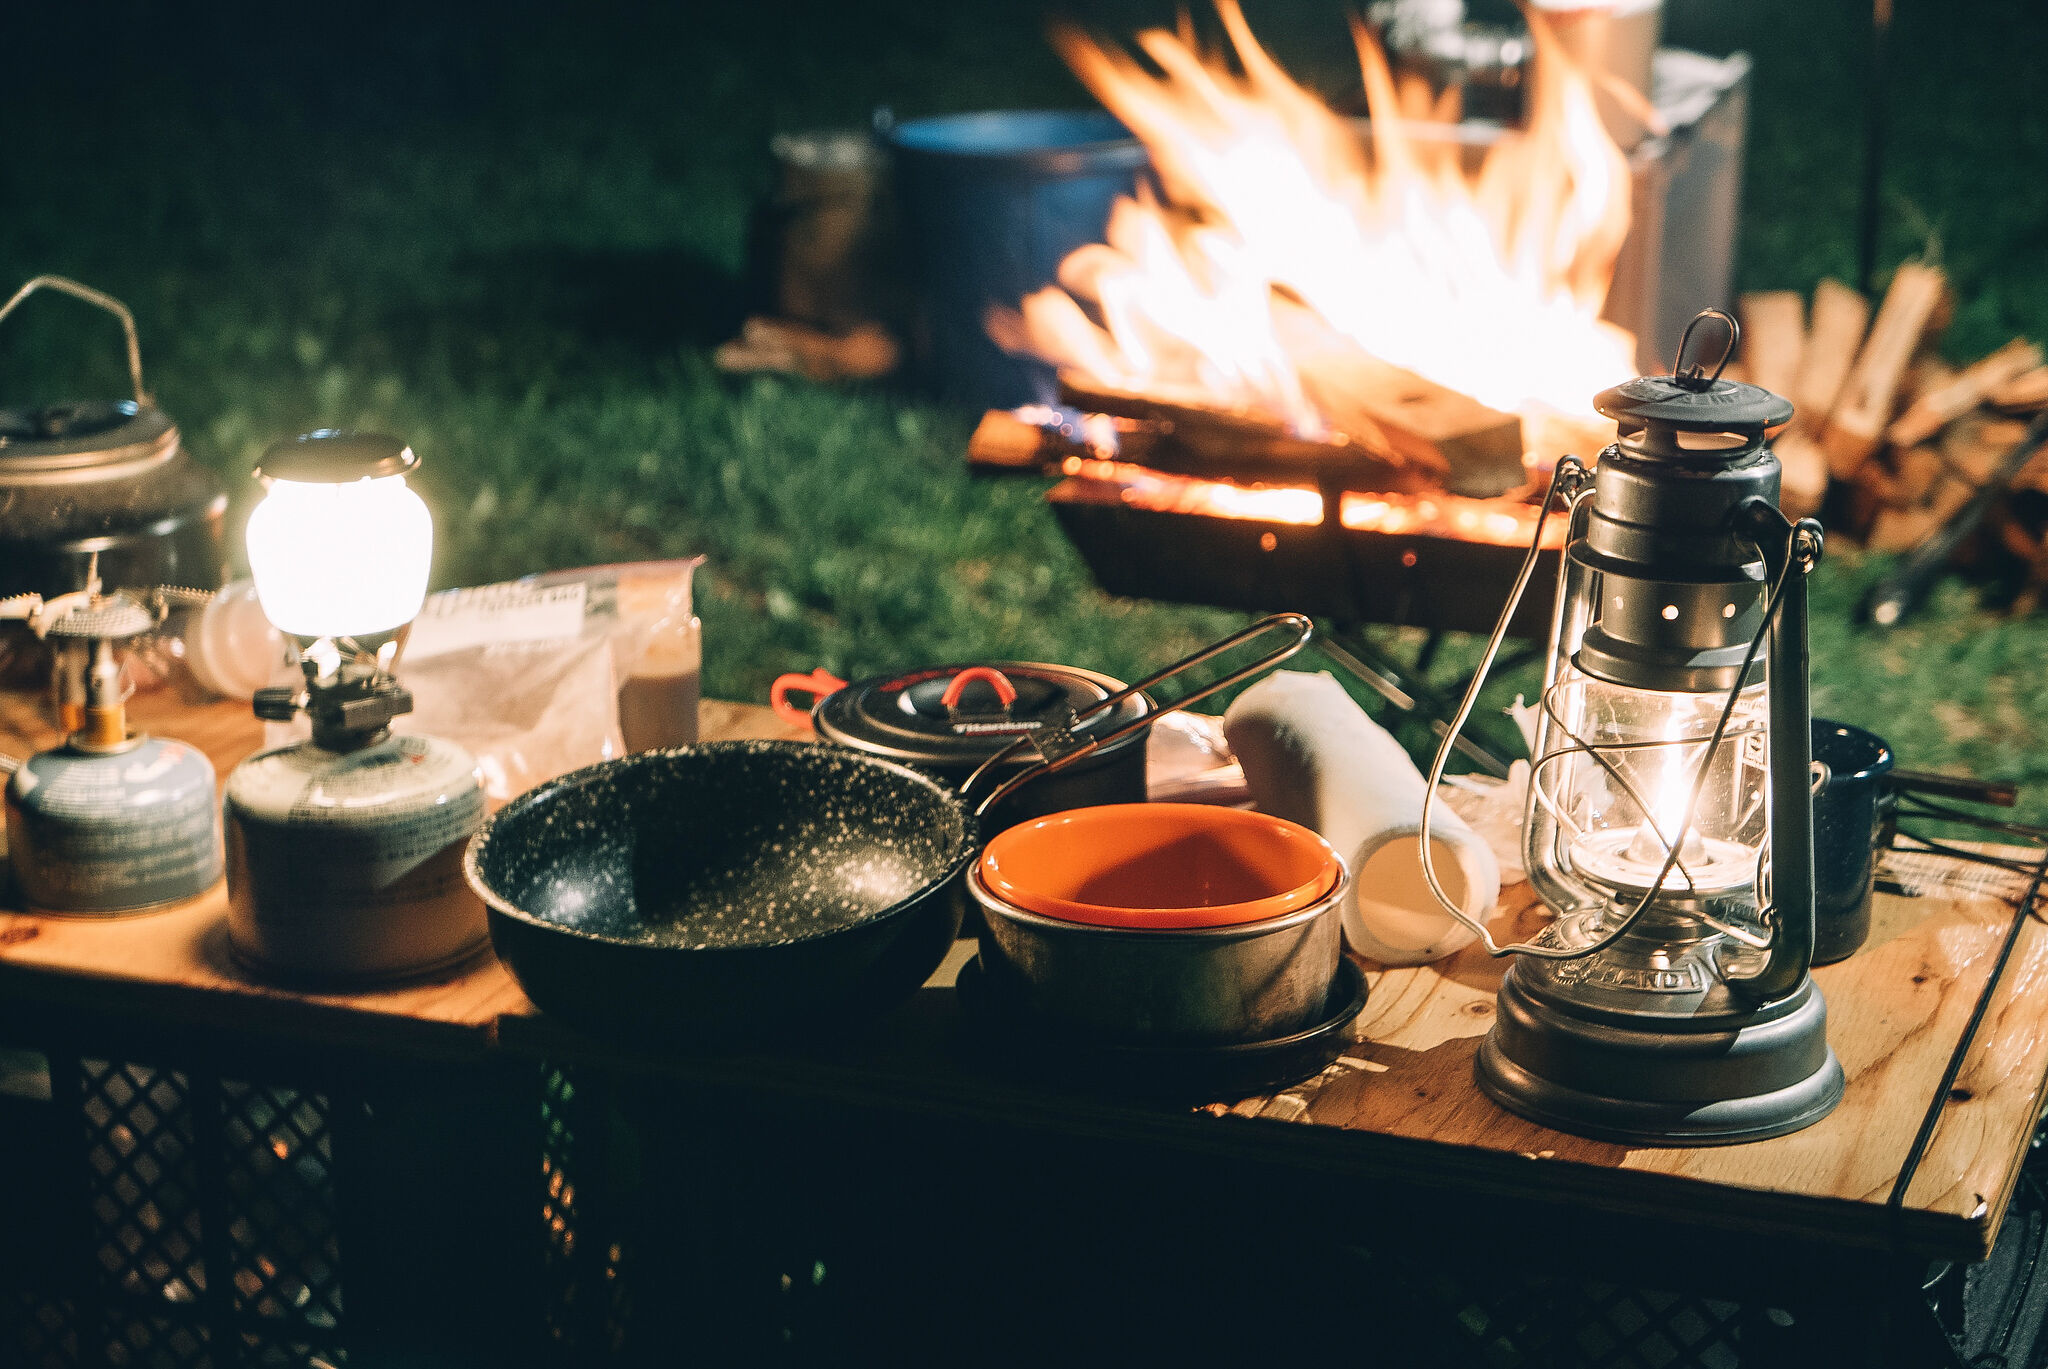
1044, 455, 1561, 637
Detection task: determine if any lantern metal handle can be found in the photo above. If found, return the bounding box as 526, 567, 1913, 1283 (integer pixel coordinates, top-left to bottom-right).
1721, 501, 1824, 999
0, 276, 149, 405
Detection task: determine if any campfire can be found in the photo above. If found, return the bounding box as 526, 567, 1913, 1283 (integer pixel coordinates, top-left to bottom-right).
961, 1, 1715, 631
981, 0, 1638, 523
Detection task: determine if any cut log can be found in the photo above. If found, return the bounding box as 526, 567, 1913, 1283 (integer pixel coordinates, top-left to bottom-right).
1989, 364, 2048, 415
714, 316, 899, 381
1774, 429, 1829, 520
1867, 505, 1945, 553
1791, 279, 1870, 433
1891, 445, 1947, 507
1738, 291, 1805, 401
1927, 474, 1977, 523
1943, 414, 2035, 486
1888, 339, 2044, 447
1852, 457, 1902, 510
1269, 302, 1527, 497
1824, 262, 1949, 479
1905, 356, 1958, 405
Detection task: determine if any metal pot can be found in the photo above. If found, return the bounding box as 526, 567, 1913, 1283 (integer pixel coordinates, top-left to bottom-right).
970, 863, 1347, 1048
0, 277, 227, 599
771, 658, 1152, 833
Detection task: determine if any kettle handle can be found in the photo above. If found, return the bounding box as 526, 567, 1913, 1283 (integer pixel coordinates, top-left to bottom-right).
0, 276, 148, 405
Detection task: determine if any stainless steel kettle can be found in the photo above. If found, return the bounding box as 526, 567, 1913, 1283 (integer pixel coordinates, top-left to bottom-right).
0, 276, 227, 599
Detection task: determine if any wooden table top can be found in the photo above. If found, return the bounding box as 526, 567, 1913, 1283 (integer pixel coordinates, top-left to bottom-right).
3, 683, 2043, 1262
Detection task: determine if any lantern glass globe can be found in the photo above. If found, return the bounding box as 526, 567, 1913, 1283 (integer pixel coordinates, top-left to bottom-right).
246, 474, 433, 641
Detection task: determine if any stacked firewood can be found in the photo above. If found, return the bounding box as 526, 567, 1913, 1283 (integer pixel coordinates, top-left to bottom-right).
1736, 264, 2048, 582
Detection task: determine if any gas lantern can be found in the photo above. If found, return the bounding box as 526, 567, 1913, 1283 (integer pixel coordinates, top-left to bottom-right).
223, 430, 487, 985
1418, 311, 1844, 1145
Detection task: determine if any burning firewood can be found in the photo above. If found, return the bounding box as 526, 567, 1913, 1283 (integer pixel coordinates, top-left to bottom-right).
1823, 260, 1947, 478
1269, 302, 1527, 498
1055, 373, 1430, 493
1047, 333, 1528, 500
967, 410, 1092, 471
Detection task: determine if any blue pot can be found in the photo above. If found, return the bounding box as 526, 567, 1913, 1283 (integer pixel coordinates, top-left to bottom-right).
887, 109, 1148, 410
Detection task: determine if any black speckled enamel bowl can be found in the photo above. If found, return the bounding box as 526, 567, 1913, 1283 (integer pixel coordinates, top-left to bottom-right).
465, 741, 972, 1037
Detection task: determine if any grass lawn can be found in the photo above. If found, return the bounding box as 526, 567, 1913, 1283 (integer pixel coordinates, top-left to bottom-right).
7, 0, 2048, 817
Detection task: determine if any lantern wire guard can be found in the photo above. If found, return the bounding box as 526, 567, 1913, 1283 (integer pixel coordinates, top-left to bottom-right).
1410, 310, 1845, 1145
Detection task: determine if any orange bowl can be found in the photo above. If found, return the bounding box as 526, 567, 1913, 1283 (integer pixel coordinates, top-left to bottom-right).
978, 803, 1343, 930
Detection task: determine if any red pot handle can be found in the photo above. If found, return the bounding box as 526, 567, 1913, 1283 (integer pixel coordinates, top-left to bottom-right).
940, 666, 1019, 710
769, 668, 847, 727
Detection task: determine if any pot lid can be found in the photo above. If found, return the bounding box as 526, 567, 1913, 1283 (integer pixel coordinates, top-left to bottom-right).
1595, 308, 1794, 436
0, 400, 178, 473
814, 661, 1150, 770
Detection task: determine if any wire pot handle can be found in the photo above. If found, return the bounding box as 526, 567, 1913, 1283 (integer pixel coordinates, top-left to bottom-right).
963, 612, 1314, 820
0, 276, 149, 406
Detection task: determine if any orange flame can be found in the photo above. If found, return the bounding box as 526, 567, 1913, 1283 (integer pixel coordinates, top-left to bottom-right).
996, 1, 1636, 438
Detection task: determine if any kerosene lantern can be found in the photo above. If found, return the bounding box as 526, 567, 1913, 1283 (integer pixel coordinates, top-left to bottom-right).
1419, 312, 1843, 1144
223, 430, 488, 984
2, 564, 222, 913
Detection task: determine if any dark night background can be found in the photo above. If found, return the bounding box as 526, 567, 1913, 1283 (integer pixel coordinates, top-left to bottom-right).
6, 0, 2048, 803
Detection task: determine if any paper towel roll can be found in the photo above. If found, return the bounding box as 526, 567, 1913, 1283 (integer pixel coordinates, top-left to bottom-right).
1224, 670, 1499, 964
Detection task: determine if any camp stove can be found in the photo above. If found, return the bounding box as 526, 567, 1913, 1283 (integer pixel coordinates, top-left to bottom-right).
1, 563, 223, 913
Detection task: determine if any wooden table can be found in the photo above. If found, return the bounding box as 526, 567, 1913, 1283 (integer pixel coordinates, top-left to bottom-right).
3, 684, 2044, 1363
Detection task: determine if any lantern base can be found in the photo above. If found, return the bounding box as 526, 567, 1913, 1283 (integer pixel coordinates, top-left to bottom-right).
1477, 965, 1845, 1146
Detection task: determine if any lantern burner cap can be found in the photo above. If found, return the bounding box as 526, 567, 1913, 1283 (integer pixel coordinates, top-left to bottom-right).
1570, 827, 1755, 897
256, 429, 418, 484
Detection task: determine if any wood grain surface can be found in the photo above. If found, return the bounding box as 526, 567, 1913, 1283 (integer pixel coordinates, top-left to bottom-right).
2, 683, 2043, 1259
